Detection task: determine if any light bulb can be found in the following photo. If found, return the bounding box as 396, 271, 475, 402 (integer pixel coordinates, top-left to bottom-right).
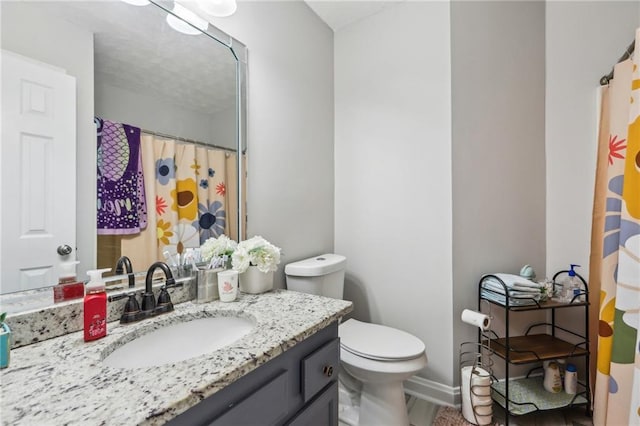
166, 3, 209, 35
196, 0, 237, 17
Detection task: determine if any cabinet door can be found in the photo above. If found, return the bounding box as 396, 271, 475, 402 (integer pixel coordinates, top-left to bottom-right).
286, 382, 338, 426
209, 370, 289, 426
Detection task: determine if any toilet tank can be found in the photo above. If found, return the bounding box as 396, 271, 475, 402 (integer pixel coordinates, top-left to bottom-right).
284, 254, 346, 300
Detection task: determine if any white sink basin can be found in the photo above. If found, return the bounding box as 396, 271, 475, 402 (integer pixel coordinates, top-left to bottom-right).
103, 316, 255, 369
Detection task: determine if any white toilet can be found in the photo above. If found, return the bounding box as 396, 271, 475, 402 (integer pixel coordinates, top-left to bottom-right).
285, 254, 428, 426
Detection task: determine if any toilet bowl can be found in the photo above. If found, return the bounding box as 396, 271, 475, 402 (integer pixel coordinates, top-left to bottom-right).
339, 319, 427, 425
285, 254, 428, 426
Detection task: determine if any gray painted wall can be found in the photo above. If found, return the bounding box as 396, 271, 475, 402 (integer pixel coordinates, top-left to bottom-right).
334, 1, 453, 386
545, 1, 640, 276
211, 1, 335, 287
545, 0, 639, 358
450, 0, 547, 384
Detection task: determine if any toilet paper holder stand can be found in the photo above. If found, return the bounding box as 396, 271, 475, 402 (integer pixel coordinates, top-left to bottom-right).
460, 300, 496, 425
459, 341, 495, 425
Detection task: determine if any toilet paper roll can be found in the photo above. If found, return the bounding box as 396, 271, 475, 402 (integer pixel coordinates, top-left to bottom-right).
461, 309, 491, 331
461, 366, 493, 426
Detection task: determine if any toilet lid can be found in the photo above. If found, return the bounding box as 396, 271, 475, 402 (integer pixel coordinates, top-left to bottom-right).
339, 319, 425, 361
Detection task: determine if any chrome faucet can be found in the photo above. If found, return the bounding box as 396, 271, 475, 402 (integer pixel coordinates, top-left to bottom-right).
115, 256, 135, 288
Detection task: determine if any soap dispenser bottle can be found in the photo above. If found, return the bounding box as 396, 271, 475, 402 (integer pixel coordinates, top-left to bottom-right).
53, 261, 84, 303
84, 268, 111, 342
562, 264, 582, 302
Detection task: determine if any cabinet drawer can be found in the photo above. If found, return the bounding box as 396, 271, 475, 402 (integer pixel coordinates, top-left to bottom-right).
212, 370, 289, 426
301, 338, 339, 402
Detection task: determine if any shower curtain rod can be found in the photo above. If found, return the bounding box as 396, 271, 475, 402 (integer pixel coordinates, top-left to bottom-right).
141, 128, 237, 153
600, 39, 635, 86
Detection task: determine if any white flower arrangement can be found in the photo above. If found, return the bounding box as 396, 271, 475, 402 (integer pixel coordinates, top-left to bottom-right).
232, 236, 281, 273
200, 235, 238, 266
540, 279, 555, 301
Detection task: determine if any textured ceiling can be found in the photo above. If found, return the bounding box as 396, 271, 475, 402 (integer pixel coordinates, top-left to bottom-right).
305, 0, 404, 31
26, 0, 402, 115
34, 1, 237, 115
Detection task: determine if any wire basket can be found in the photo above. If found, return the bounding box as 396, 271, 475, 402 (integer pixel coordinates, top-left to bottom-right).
459, 342, 495, 425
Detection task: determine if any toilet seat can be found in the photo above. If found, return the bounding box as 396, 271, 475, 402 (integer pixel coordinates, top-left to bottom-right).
339, 319, 425, 361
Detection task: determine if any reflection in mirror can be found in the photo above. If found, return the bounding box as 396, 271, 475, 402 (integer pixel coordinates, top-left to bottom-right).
0, 1, 247, 308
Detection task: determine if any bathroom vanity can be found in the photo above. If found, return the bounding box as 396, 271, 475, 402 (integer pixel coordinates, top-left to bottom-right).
0, 290, 352, 425
169, 321, 340, 425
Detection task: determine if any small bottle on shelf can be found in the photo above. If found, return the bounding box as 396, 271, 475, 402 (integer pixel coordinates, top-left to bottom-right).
556, 358, 566, 381
543, 361, 562, 393
565, 364, 578, 394
561, 264, 582, 302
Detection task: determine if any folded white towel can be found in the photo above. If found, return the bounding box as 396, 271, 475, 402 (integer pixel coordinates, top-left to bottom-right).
481, 280, 540, 297
483, 273, 541, 289
482, 278, 541, 294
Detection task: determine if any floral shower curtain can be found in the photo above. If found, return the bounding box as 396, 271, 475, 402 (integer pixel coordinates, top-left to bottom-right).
121, 134, 237, 268
591, 28, 640, 426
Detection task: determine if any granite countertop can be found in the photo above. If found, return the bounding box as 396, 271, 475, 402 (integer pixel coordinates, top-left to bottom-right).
0, 290, 352, 425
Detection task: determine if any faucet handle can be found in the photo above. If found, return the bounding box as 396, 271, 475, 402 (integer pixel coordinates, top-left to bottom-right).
121, 293, 143, 324
155, 287, 174, 314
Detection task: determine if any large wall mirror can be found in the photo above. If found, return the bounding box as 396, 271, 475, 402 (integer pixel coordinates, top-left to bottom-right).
0, 0, 247, 307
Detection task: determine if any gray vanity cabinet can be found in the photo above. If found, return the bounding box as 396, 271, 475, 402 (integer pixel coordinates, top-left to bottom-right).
166, 322, 340, 426
286, 382, 338, 426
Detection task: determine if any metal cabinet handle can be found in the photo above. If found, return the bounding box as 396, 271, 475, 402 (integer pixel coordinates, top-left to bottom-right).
57, 244, 73, 256
323, 365, 333, 377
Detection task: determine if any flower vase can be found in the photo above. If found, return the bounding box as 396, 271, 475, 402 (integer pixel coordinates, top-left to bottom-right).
239, 265, 274, 294
0, 323, 11, 369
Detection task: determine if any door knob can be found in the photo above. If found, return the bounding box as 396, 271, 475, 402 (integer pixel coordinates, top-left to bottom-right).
57, 244, 73, 256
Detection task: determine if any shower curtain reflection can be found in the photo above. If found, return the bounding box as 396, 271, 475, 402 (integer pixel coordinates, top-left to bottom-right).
97, 132, 238, 273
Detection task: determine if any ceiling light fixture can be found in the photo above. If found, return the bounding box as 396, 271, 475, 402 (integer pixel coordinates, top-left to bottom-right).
196, 0, 237, 17
121, 0, 150, 6
166, 2, 209, 35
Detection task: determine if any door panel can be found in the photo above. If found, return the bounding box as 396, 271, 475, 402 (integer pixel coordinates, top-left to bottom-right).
1, 50, 76, 293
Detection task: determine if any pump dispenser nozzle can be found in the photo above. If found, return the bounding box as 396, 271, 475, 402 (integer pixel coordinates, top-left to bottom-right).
86, 268, 111, 293
568, 264, 581, 276
59, 261, 80, 282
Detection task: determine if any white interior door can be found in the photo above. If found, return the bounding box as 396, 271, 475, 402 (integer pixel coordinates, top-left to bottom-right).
1, 50, 76, 293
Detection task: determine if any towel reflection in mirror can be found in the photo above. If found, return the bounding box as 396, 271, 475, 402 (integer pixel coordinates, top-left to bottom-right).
97, 125, 238, 275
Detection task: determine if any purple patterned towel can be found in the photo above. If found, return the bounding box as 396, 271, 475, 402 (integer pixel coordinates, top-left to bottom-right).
96, 118, 147, 234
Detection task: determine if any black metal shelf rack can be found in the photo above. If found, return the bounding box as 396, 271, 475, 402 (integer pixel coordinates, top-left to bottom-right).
477, 270, 591, 424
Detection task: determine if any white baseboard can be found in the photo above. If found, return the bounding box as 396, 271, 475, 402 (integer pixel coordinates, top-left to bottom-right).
404, 375, 461, 408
